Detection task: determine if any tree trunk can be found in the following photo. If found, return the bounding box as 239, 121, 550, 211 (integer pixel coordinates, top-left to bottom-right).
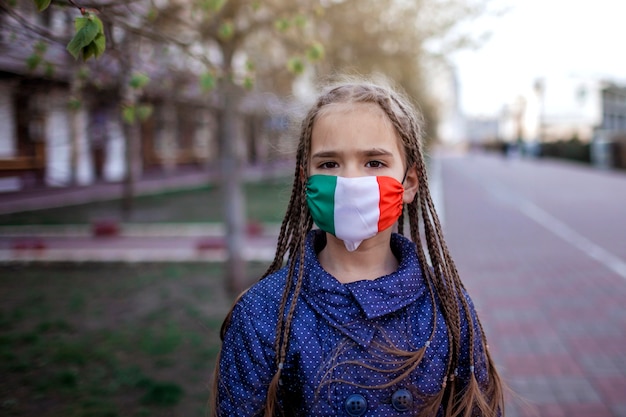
218, 78, 247, 295
119, 55, 139, 219
68, 74, 83, 186
121, 120, 139, 217
68, 107, 80, 186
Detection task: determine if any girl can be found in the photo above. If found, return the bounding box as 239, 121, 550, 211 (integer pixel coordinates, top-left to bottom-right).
212, 79, 505, 416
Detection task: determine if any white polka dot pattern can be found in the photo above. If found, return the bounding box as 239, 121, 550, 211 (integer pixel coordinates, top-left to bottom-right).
216, 231, 489, 416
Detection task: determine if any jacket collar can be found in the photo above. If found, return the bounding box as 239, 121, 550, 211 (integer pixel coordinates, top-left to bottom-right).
301, 230, 426, 346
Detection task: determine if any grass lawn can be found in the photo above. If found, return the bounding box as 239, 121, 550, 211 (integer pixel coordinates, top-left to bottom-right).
0, 177, 293, 225
0, 261, 269, 417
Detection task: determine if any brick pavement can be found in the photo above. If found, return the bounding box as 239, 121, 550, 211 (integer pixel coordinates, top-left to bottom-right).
440, 152, 626, 417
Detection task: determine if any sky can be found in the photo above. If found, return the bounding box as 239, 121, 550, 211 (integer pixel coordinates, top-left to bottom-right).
451, 0, 626, 117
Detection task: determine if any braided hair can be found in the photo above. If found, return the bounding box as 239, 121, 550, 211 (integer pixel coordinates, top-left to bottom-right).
213, 78, 504, 417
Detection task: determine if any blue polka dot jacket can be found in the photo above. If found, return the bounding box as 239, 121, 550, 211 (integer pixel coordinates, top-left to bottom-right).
216, 230, 489, 416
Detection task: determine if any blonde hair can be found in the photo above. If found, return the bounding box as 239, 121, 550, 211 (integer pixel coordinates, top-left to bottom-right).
212, 78, 504, 417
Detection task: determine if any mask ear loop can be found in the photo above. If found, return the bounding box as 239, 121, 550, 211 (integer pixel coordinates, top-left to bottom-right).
401, 166, 410, 185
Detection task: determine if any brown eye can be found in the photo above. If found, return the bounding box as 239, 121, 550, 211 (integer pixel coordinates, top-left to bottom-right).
366, 160, 384, 168
319, 162, 338, 169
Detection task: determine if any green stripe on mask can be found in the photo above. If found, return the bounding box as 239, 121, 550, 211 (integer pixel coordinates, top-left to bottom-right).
305, 175, 337, 236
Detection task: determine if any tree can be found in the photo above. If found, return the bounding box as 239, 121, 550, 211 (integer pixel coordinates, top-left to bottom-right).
70, 0, 325, 294
11, 0, 324, 294
241, 0, 492, 142
17, 0, 491, 295
308, 0, 490, 142
2, 1, 148, 200
190, 0, 326, 294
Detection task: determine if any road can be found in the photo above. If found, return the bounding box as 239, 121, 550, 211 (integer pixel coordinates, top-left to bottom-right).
440, 152, 626, 417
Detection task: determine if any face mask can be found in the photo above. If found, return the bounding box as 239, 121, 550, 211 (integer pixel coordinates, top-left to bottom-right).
306, 175, 404, 251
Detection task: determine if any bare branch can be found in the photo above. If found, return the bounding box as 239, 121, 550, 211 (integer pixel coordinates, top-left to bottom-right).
0, 2, 67, 45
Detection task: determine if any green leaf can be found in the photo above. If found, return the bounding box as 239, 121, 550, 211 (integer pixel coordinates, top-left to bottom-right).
294, 14, 307, 28
67, 18, 100, 59
92, 33, 106, 57
74, 13, 104, 32
122, 106, 136, 124
129, 72, 150, 89
44, 61, 54, 78
202, 0, 226, 12
200, 72, 216, 92
306, 42, 325, 62
77, 67, 90, 80
26, 54, 41, 71
136, 104, 153, 121
34, 0, 52, 12
286, 57, 305, 75
68, 97, 82, 111
74, 16, 89, 32
92, 15, 105, 33
82, 42, 98, 61
274, 18, 290, 32
218, 21, 234, 40
34, 41, 48, 54
147, 7, 158, 21
242, 76, 254, 91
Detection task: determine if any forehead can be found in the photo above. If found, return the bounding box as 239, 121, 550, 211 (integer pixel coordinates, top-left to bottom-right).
316, 101, 388, 124
311, 102, 402, 151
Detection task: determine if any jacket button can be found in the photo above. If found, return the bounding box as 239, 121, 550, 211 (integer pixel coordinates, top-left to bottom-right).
391, 389, 413, 412
344, 394, 367, 416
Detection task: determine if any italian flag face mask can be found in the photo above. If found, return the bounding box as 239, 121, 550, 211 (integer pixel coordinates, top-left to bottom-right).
305, 175, 404, 251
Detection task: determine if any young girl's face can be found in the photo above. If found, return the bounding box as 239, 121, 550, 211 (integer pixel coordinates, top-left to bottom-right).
309, 102, 413, 195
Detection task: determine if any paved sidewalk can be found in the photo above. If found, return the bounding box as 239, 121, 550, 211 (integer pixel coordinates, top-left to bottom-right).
0, 161, 293, 215
0, 162, 291, 262
441, 152, 626, 417
0, 223, 280, 262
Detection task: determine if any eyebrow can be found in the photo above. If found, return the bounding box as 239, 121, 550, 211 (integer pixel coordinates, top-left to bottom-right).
311, 148, 394, 159
361, 148, 394, 157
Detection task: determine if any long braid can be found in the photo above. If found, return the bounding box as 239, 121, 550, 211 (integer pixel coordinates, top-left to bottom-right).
267, 160, 305, 374
405, 202, 453, 416
263, 162, 300, 276
381, 84, 502, 416
264, 225, 308, 416
370, 88, 462, 414
262, 106, 318, 415
264, 97, 321, 279
415, 149, 501, 416
421, 190, 462, 412
381, 91, 462, 361
419, 178, 461, 369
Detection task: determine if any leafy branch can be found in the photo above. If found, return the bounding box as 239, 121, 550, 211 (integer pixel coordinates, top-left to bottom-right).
33, 0, 106, 61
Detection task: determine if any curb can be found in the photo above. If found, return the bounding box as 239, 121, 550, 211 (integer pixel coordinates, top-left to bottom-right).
0, 223, 282, 237
0, 246, 277, 263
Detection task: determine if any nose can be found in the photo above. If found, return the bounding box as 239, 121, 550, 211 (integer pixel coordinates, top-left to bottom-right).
340, 162, 363, 178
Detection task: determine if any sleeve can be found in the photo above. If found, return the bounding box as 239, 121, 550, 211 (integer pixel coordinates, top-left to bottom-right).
215, 299, 277, 417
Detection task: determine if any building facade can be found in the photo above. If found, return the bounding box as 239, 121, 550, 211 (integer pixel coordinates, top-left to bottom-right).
0, 2, 290, 192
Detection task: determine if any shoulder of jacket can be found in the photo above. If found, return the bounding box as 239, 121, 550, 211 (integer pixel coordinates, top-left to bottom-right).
236, 267, 289, 314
